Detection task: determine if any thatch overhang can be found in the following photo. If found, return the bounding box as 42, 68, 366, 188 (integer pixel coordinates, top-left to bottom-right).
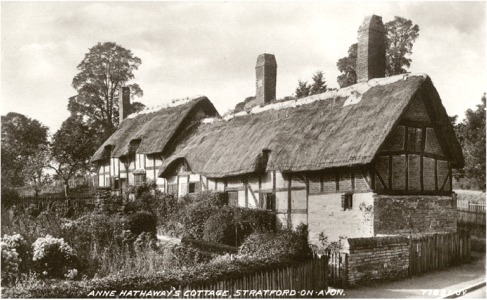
159, 74, 464, 178
90, 97, 219, 162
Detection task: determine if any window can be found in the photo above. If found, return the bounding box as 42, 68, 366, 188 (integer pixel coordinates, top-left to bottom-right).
260, 193, 276, 211
341, 192, 353, 210
227, 191, 238, 207
189, 182, 196, 194
134, 174, 146, 186
112, 178, 119, 189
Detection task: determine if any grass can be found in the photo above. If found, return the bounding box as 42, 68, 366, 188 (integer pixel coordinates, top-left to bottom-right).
455, 189, 486, 203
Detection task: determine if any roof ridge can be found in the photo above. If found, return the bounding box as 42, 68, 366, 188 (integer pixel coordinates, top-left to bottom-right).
126, 95, 206, 119
215, 73, 429, 122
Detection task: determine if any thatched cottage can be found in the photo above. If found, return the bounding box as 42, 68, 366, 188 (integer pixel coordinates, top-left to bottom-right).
91, 15, 464, 242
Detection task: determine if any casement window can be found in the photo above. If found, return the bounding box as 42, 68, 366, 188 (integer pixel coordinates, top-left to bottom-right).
260, 193, 276, 211
134, 174, 146, 186
227, 191, 238, 207
112, 178, 119, 189
341, 192, 353, 210
189, 182, 196, 194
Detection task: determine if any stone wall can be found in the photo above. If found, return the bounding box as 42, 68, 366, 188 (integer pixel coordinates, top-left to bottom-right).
344, 236, 409, 285
374, 194, 457, 235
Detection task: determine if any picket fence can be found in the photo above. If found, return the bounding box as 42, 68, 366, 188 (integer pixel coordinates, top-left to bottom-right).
457, 199, 486, 226
181, 257, 328, 298
409, 232, 471, 276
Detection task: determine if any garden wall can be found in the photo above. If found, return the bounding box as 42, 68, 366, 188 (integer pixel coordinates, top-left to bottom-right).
374, 194, 457, 235
343, 236, 409, 286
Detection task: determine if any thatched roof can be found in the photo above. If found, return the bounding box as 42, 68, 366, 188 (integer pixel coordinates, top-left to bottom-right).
159, 74, 464, 178
91, 97, 218, 162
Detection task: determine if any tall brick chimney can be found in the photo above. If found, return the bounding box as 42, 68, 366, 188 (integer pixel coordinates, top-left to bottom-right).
256, 53, 277, 105
119, 86, 130, 125
357, 15, 386, 82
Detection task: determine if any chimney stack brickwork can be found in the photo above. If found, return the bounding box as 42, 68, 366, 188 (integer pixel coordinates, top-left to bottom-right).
255, 53, 277, 105
357, 15, 386, 83
119, 86, 131, 125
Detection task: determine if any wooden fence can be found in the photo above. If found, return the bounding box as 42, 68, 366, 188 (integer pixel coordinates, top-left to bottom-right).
327, 251, 348, 288
182, 257, 328, 298
409, 231, 470, 276
457, 199, 486, 226
13, 195, 96, 211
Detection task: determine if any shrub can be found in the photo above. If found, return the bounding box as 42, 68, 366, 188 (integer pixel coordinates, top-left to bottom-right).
1, 187, 19, 209
203, 207, 236, 245
203, 206, 275, 246
126, 212, 157, 235
32, 235, 78, 278
1, 241, 20, 285
239, 224, 312, 262
2, 234, 30, 273
177, 202, 218, 239
181, 191, 227, 207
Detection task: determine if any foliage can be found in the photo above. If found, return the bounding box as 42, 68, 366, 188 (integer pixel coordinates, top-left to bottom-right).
2, 234, 30, 274
50, 116, 98, 196
1, 241, 20, 284
336, 43, 358, 88
310, 71, 328, 95
69, 42, 144, 146
203, 207, 236, 245
336, 16, 420, 87
295, 80, 311, 98
1, 187, 20, 208
125, 212, 157, 235
312, 232, 347, 255
385, 16, 420, 76
453, 93, 486, 190
295, 71, 329, 98
239, 224, 312, 261
32, 235, 78, 278
1, 112, 49, 188
177, 201, 218, 239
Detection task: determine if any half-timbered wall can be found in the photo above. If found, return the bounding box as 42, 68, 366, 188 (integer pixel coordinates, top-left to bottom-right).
373, 96, 452, 195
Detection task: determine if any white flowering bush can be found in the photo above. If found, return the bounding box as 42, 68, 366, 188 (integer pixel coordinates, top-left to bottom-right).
32, 235, 78, 278
1, 241, 20, 284
2, 233, 30, 273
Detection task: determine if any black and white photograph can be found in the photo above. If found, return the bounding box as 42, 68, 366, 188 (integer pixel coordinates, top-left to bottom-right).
1, 0, 486, 298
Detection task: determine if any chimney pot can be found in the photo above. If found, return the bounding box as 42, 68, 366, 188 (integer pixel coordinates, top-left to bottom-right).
255, 53, 277, 105
357, 15, 386, 82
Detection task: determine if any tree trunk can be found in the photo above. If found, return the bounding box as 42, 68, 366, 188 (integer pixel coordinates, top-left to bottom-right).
64, 180, 70, 198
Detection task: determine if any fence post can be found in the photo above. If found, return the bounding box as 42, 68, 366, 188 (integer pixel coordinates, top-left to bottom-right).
342, 253, 349, 288
323, 255, 329, 291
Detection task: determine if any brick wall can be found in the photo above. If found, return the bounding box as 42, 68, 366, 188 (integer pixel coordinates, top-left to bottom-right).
344, 236, 409, 285
374, 194, 457, 235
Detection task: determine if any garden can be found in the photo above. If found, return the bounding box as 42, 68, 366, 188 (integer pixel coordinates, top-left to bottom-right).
1, 183, 315, 298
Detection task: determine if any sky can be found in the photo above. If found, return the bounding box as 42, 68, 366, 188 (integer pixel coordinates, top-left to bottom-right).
1, 1, 486, 135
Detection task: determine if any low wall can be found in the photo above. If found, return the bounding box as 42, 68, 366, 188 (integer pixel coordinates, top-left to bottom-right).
374, 194, 457, 235
343, 236, 409, 286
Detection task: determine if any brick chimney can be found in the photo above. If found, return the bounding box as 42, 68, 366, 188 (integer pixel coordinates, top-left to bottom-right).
357, 15, 386, 82
256, 53, 277, 105
119, 86, 130, 125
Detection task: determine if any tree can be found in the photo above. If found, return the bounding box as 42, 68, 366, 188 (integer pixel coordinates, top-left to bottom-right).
295, 80, 311, 99
454, 93, 486, 190
336, 43, 358, 88
21, 145, 52, 197
1, 112, 49, 188
69, 42, 145, 146
385, 17, 420, 76
310, 71, 328, 95
50, 117, 98, 197
336, 17, 420, 87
